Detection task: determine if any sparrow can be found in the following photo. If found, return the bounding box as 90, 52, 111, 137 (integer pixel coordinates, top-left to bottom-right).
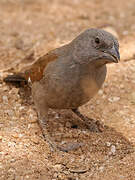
4, 28, 120, 151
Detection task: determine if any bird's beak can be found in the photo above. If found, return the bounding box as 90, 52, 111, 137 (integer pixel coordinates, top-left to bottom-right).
106, 45, 120, 63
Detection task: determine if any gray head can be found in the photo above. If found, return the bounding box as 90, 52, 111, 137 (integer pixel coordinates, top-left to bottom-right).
71, 28, 120, 65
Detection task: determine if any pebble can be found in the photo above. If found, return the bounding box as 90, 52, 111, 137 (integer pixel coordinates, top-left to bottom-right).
122, 31, 128, 35
106, 142, 111, 147
99, 166, 104, 172
108, 96, 120, 103
109, 145, 116, 155
53, 173, 58, 178
31, 136, 39, 144
120, 84, 124, 89
2, 95, 8, 104
10, 159, 16, 163
55, 113, 59, 119
98, 89, 103, 95
65, 122, 72, 128
53, 164, 63, 172
19, 134, 24, 138
19, 106, 25, 110
29, 115, 37, 123
111, 145, 116, 153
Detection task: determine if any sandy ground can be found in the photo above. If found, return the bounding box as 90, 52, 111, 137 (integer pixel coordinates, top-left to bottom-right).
0, 0, 135, 179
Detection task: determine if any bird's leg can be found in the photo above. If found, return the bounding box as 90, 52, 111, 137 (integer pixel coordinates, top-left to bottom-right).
32, 84, 83, 152
32, 83, 61, 151
37, 113, 84, 152
35, 103, 83, 152
72, 108, 104, 132
37, 114, 59, 152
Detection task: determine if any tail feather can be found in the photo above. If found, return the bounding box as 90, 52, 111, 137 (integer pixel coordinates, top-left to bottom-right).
3, 74, 27, 86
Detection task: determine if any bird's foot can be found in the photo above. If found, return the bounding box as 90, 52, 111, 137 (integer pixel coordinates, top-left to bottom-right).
82, 117, 104, 132
58, 142, 84, 152
72, 109, 104, 132
38, 117, 84, 152
42, 130, 84, 152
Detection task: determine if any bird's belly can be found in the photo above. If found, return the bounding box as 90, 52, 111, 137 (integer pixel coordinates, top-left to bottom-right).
47, 78, 100, 109
46, 65, 106, 109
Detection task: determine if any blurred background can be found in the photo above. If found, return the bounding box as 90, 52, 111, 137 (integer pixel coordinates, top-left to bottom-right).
0, 0, 135, 69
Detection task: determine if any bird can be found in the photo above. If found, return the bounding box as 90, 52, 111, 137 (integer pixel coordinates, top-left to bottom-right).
4, 28, 120, 152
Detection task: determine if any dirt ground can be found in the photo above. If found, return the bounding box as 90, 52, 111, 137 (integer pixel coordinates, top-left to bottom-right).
0, 0, 135, 179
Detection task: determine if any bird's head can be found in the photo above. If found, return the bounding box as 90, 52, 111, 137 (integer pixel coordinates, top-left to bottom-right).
71, 28, 120, 66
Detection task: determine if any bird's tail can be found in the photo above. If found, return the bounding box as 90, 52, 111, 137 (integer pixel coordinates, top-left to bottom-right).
3, 74, 27, 86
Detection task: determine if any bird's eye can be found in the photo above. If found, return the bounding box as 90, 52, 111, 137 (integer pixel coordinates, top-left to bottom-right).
95, 37, 100, 44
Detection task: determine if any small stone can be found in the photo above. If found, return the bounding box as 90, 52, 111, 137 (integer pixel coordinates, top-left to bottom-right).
122, 31, 128, 35
0, 152, 5, 155
120, 84, 124, 89
2, 95, 8, 104
106, 142, 111, 147
19, 134, 24, 138
99, 166, 104, 172
109, 145, 116, 155
19, 106, 25, 110
29, 116, 37, 123
58, 174, 65, 179
55, 113, 59, 119
53, 173, 58, 178
108, 96, 120, 103
98, 89, 103, 95
66, 122, 72, 128
10, 159, 16, 163
31, 136, 39, 144
53, 164, 62, 172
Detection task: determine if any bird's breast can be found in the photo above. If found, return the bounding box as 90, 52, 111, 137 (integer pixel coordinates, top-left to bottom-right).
80, 64, 107, 103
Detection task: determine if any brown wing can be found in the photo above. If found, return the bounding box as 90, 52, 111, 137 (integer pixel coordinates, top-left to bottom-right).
3, 50, 58, 84
23, 51, 58, 83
